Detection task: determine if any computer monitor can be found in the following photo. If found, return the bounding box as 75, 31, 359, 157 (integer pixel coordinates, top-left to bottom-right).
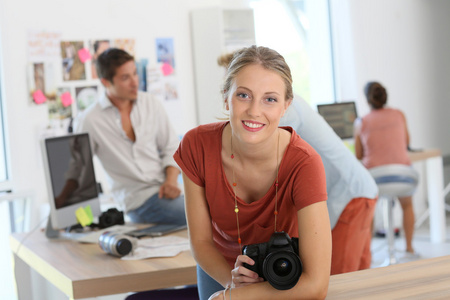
41, 133, 101, 238
317, 101, 357, 139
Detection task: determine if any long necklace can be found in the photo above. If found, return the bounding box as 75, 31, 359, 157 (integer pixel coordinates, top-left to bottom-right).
230, 130, 280, 252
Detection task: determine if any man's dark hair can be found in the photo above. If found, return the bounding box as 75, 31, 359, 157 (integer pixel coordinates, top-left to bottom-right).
96, 48, 134, 82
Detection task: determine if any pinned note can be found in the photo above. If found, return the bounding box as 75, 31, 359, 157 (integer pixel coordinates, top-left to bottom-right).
32, 90, 47, 104
161, 62, 174, 76
78, 48, 91, 63
60, 91, 73, 107
84, 205, 93, 222
76, 206, 94, 227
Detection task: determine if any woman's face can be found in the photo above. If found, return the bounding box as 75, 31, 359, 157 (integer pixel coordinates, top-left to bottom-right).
226, 63, 290, 145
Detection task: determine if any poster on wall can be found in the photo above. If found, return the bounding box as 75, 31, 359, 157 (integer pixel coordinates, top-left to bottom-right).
156, 38, 175, 75
27, 30, 61, 105
148, 37, 184, 133
27, 62, 58, 105
27, 30, 62, 62
113, 38, 136, 57
48, 87, 73, 120
75, 85, 98, 112
60, 41, 86, 81
89, 39, 111, 79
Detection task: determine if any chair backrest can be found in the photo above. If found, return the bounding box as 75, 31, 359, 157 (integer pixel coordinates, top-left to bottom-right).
369, 164, 419, 198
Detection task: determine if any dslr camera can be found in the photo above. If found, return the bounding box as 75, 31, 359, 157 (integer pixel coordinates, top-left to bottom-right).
242, 232, 302, 290
98, 208, 125, 229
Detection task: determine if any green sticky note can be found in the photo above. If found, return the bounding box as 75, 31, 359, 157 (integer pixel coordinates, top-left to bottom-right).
75, 207, 91, 227
84, 205, 93, 222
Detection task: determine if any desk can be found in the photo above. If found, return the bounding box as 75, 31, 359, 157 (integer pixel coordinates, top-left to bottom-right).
10, 229, 197, 300
327, 255, 450, 299
408, 149, 446, 243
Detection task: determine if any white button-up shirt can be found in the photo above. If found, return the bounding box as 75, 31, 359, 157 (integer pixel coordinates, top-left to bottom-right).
74, 92, 181, 212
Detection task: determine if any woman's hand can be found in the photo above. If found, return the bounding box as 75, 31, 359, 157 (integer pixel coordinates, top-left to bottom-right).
231, 254, 264, 287
208, 290, 224, 300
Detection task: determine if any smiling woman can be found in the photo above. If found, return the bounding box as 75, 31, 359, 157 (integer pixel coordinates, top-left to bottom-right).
174, 46, 331, 300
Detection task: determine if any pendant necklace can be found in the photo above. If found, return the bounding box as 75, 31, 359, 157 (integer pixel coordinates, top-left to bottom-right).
230, 130, 280, 252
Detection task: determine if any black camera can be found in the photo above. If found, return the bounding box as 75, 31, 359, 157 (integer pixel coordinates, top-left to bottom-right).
242, 232, 302, 290
98, 208, 125, 229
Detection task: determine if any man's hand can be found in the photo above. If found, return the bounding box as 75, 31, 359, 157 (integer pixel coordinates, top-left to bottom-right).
158, 181, 181, 199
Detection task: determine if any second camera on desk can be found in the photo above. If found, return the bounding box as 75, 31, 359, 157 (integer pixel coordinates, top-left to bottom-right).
98, 231, 138, 257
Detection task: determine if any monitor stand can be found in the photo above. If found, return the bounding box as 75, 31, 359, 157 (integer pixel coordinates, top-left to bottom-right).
45, 218, 60, 239
45, 217, 93, 240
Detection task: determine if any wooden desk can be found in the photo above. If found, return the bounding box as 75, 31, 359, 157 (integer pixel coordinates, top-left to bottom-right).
10, 229, 197, 300
327, 255, 450, 299
408, 149, 446, 243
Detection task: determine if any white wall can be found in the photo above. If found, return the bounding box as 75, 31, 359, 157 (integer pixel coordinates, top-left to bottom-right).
332, 0, 450, 156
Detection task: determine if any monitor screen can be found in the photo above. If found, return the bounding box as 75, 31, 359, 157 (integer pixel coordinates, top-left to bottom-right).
317, 101, 357, 139
41, 133, 101, 233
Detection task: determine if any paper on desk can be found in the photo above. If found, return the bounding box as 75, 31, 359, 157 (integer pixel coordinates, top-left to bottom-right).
121, 236, 190, 260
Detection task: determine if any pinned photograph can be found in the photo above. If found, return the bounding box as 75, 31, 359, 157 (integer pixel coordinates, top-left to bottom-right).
89, 40, 111, 79
48, 87, 73, 120
75, 85, 98, 112
61, 41, 86, 81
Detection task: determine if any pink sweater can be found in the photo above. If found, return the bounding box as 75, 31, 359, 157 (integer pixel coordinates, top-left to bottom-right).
359, 107, 411, 169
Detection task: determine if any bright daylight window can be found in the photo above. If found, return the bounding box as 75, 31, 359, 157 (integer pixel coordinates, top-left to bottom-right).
0, 32, 9, 189
250, 0, 335, 108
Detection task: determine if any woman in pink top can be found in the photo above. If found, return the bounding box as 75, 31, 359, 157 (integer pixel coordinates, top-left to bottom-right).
354, 81, 416, 256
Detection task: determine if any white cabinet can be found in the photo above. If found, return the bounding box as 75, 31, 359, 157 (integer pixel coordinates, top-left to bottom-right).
191, 7, 255, 125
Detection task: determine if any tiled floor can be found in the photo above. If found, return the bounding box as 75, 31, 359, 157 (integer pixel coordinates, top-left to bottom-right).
370, 211, 450, 268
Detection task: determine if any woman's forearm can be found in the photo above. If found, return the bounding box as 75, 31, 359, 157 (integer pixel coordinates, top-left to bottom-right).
191, 240, 233, 287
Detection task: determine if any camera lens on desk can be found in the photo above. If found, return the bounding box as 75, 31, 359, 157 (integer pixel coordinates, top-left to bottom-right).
98, 231, 136, 257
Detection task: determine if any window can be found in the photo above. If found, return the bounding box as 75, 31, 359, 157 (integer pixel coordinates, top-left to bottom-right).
0, 31, 10, 190
250, 0, 335, 107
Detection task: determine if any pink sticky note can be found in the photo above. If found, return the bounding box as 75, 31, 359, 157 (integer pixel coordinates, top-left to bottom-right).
32, 90, 46, 104
78, 48, 91, 63
61, 91, 73, 107
161, 62, 174, 76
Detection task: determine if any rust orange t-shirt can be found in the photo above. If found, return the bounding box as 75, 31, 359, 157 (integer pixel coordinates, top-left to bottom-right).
174, 122, 327, 267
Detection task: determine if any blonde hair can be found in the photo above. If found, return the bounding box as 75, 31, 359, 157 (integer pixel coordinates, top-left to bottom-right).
217, 52, 235, 68
221, 46, 293, 103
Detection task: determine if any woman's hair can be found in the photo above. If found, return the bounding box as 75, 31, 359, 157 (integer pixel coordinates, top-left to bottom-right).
221, 46, 294, 103
217, 52, 235, 68
364, 81, 387, 109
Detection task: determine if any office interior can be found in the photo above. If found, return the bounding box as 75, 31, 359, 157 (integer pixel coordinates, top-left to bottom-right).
1, 0, 450, 299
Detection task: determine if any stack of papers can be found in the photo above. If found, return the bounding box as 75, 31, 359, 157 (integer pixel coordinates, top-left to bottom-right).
121, 236, 190, 260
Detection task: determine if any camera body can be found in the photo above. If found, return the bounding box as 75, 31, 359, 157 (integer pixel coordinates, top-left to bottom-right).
242, 231, 302, 290
98, 231, 137, 257
98, 208, 125, 229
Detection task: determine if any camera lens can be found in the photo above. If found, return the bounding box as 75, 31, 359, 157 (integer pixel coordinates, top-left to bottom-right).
263, 250, 302, 290
98, 231, 136, 257
273, 258, 292, 277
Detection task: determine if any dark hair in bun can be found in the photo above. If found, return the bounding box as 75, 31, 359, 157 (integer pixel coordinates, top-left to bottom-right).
364, 81, 387, 109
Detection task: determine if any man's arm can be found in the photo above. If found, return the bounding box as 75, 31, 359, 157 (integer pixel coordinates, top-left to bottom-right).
158, 166, 181, 199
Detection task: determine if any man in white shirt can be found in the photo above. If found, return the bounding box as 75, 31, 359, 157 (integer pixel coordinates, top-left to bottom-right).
75, 48, 185, 225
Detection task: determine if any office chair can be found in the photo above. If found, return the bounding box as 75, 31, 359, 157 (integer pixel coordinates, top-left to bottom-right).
369, 164, 419, 266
